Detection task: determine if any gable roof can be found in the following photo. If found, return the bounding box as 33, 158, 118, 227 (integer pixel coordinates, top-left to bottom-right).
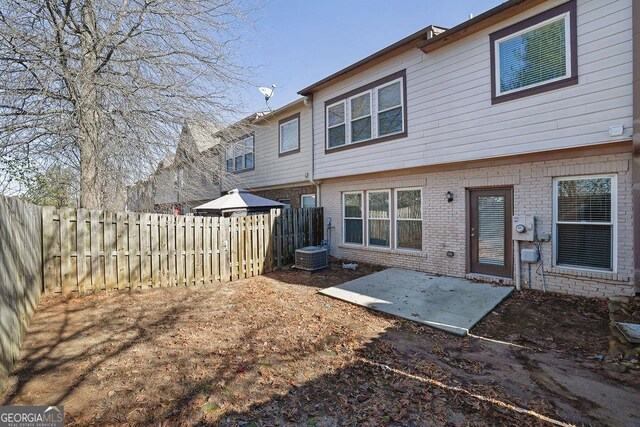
180, 120, 222, 154
298, 0, 547, 95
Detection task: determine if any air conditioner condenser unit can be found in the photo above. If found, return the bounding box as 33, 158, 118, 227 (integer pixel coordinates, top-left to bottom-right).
295, 246, 328, 271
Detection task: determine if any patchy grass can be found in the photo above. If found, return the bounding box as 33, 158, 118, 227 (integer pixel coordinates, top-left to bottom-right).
2, 261, 639, 426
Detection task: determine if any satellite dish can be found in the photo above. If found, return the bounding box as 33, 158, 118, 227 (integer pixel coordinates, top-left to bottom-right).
258, 84, 276, 109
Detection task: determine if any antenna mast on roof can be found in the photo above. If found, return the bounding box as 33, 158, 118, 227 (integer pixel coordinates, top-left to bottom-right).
258, 84, 277, 110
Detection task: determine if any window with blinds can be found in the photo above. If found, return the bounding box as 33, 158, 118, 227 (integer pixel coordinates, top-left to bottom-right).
554, 176, 616, 271
477, 196, 505, 266
489, 0, 577, 103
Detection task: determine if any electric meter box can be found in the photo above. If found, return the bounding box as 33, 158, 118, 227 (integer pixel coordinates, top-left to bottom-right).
512, 215, 535, 241
520, 248, 540, 263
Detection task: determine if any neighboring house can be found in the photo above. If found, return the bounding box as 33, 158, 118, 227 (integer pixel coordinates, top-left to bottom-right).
223, 98, 317, 209
126, 120, 223, 214
297, 0, 636, 297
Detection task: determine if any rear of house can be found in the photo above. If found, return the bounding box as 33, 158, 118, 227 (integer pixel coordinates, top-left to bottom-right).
300, 0, 635, 297
224, 99, 317, 209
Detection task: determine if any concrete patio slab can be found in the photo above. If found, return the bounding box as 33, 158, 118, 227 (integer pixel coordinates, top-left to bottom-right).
319, 268, 513, 336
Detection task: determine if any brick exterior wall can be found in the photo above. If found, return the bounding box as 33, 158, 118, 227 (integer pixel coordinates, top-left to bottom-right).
251, 185, 317, 209
322, 152, 634, 298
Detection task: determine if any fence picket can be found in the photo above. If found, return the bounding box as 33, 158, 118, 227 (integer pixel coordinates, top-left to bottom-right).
103, 211, 116, 291
89, 210, 101, 291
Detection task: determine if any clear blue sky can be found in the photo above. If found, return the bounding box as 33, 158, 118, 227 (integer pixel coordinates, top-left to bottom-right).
238, 0, 504, 113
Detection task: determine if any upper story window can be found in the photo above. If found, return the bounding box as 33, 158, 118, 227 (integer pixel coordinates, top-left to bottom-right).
279, 113, 300, 155
225, 134, 254, 173
490, 0, 577, 104
326, 70, 406, 152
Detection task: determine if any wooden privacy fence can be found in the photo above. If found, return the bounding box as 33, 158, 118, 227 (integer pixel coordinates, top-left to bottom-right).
0, 196, 43, 391
42, 207, 323, 295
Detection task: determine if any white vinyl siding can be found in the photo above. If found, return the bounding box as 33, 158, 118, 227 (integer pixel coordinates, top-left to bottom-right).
326, 76, 405, 150
494, 12, 572, 96
311, 0, 632, 180
230, 105, 312, 190
553, 175, 616, 272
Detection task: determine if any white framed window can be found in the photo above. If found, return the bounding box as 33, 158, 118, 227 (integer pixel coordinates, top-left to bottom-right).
279, 114, 300, 154
327, 101, 346, 148
377, 79, 404, 136
301, 194, 316, 208
226, 135, 254, 172
343, 191, 364, 245
350, 91, 372, 143
491, 1, 576, 102
367, 190, 391, 248
553, 175, 616, 272
326, 71, 406, 150
395, 188, 422, 251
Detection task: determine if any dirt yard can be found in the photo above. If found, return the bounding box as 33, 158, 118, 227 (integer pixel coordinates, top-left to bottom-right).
3, 261, 639, 426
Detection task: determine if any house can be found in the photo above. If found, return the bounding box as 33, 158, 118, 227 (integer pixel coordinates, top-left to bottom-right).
128, 98, 318, 214
223, 98, 317, 209
126, 120, 223, 214
297, 0, 636, 297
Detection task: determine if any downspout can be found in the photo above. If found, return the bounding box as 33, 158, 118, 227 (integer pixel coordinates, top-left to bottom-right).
633, 0, 640, 293
305, 95, 321, 206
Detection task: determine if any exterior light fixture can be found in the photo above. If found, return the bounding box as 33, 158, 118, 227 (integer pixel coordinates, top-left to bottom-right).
445, 191, 454, 202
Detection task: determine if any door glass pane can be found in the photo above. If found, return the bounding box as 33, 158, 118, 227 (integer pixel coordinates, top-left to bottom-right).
478, 195, 505, 266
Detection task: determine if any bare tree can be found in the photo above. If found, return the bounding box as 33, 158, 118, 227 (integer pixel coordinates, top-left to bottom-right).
0, 0, 254, 208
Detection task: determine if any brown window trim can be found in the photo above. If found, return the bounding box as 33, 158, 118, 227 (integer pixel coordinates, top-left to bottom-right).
226, 132, 255, 174
489, 0, 578, 105
278, 112, 301, 157
325, 69, 408, 154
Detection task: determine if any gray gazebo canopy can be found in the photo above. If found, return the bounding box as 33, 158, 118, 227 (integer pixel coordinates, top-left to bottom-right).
194, 188, 284, 216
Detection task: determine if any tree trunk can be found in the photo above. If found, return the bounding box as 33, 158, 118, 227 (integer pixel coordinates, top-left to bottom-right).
78, 0, 102, 209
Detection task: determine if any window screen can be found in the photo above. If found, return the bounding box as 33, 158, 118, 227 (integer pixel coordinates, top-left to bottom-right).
395, 189, 422, 250
280, 117, 299, 153
343, 192, 363, 244
367, 191, 390, 247
328, 102, 346, 148
555, 177, 614, 271
497, 14, 569, 94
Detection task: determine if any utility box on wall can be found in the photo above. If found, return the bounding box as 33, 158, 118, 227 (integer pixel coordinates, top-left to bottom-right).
512, 215, 535, 241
